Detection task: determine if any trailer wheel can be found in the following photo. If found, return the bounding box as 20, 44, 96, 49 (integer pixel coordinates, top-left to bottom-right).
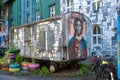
49, 63, 57, 73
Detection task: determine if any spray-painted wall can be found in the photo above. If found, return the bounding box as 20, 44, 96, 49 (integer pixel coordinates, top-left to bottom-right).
0, 4, 8, 48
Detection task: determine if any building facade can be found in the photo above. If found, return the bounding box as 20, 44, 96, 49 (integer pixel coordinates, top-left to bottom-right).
7, 0, 60, 27
2, 0, 118, 56
60, 0, 117, 56
1, 0, 60, 47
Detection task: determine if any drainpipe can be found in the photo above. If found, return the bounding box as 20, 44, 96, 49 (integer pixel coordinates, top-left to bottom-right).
116, 3, 120, 79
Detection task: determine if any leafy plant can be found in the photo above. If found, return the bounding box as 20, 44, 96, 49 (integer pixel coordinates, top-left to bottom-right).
30, 66, 52, 76
77, 69, 84, 76
0, 0, 4, 19
41, 66, 51, 76
31, 69, 42, 76
14, 71, 29, 76
9, 45, 17, 53
15, 54, 23, 63
8, 45, 21, 53
0, 0, 4, 9
31, 58, 37, 64
77, 63, 90, 77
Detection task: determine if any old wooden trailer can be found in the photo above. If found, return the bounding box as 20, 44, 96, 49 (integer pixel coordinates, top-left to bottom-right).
9, 12, 92, 72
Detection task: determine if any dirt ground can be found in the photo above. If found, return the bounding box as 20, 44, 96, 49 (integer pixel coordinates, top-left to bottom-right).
53, 68, 78, 77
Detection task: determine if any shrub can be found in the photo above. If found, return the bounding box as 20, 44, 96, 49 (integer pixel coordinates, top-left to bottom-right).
31, 66, 52, 76
77, 63, 90, 77
15, 54, 23, 63
41, 66, 51, 76
77, 69, 84, 76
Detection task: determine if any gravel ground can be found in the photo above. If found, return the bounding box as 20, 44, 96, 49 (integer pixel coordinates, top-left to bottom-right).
0, 69, 95, 80
0, 74, 94, 80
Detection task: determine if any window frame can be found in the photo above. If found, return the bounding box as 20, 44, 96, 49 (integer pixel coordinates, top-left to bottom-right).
93, 25, 101, 44
66, 0, 73, 12
36, 0, 39, 3
27, 0, 30, 7
36, 10, 40, 21
27, 13, 30, 23
92, 0, 100, 13
50, 4, 56, 17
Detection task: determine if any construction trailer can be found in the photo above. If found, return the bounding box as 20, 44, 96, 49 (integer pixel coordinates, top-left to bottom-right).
9, 12, 92, 72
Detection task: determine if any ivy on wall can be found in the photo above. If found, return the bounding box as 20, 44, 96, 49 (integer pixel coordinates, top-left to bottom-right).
0, 0, 4, 20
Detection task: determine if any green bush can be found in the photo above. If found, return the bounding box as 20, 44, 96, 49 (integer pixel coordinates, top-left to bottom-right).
9, 46, 21, 53
15, 54, 23, 63
77, 63, 90, 77
31, 69, 42, 76
77, 69, 84, 76
41, 66, 51, 76
31, 66, 52, 76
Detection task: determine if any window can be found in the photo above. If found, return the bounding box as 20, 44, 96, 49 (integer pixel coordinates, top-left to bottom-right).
93, 25, 100, 34
50, 4, 55, 17
20, 16, 22, 24
27, 14, 30, 23
112, 33, 117, 45
93, 36, 97, 44
36, 0, 39, 3
19, 0, 21, 10
117, 0, 119, 2
11, 19, 14, 27
11, 4, 14, 13
92, 0, 100, 13
93, 27, 97, 34
27, 0, 30, 7
98, 36, 101, 44
36, 11, 40, 21
67, 0, 73, 12
93, 25, 101, 44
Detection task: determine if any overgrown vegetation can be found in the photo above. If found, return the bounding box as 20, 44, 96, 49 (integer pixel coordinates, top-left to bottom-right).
30, 66, 52, 76
8, 46, 21, 53
0, 0, 4, 20
0, 0, 4, 9
13, 66, 52, 76
15, 54, 23, 63
77, 63, 90, 77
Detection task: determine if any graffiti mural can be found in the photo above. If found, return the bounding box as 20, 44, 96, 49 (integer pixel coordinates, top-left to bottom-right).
0, 4, 8, 48
66, 12, 87, 60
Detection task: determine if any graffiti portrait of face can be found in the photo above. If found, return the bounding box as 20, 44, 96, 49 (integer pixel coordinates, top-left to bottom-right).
74, 18, 83, 36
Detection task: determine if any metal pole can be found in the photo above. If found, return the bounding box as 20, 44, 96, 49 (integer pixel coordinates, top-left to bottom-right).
117, 6, 120, 79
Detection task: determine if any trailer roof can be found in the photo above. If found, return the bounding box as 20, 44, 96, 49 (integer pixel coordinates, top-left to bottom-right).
10, 12, 90, 30
10, 15, 62, 30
